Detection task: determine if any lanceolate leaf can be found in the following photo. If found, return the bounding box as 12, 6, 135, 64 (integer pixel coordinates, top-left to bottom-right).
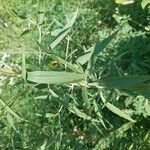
100, 92, 135, 122
68, 105, 99, 122
0, 99, 24, 121
91, 75, 150, 89
51, 55, 83, 73
22, 48, 26, 81
76, 52, 92, 65
6, 112, 19, 133
27, 71, 85, 84
50, 9, 78, 49
87, 30, 118, 70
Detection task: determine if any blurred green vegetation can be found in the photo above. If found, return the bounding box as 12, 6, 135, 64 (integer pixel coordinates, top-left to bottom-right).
0, 0, 150, 149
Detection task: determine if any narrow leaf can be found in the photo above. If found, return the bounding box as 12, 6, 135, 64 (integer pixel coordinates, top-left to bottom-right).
50, 9, 78, 49
87, 30, 118, 70
0, 99, 24, 121
22, 48, 26, 81
100, 92, 135, 122
6, 112, 19, 133
115, 0, 134, 5
68, 105, 99, 122
51, 55, 83, 73
93, 100, 106, 128
20, 29, 31, 38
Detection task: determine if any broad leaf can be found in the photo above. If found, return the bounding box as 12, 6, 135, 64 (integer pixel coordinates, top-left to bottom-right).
90, 75, 150, 89
27, 71, 85, 84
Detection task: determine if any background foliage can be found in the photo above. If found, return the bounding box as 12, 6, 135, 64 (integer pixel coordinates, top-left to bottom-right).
0, 0, 150, 149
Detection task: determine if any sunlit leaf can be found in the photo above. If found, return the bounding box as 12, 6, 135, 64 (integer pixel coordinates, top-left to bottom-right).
141, 0, 150, 9
115, 0, 134, 5
76, 52, 92, 65
27, 71, 85, 84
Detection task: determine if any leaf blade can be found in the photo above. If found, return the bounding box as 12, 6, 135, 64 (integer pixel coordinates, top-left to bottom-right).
91, 75, 150, 89
100, 92, 135, 122
27, 71, 85, 84
87, 30, 118, 70
50, 9, 78, 49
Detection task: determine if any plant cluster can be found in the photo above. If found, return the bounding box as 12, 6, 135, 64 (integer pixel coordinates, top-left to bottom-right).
0, 0, 150, 149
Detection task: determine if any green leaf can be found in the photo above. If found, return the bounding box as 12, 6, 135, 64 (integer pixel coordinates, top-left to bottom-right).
68, 105, 99, 122
94, 122, 134, 150
22, 48, 26, 81
20, 29, 32, 38
51, 55, 83, 73
76, 52, 92, 65
93, 100, 106, 128
11, 8, 27, 19
115, 0, 134, 5
0, 99, 24, 121
46, 113, 56, 118
6, 112, 19, 133
87, 30, 118, 70
50, 9, 78, 49
100, 92, 135, 122
141, 0, 150, 9
91, 75, 150, 89
27, 71, 85, 84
